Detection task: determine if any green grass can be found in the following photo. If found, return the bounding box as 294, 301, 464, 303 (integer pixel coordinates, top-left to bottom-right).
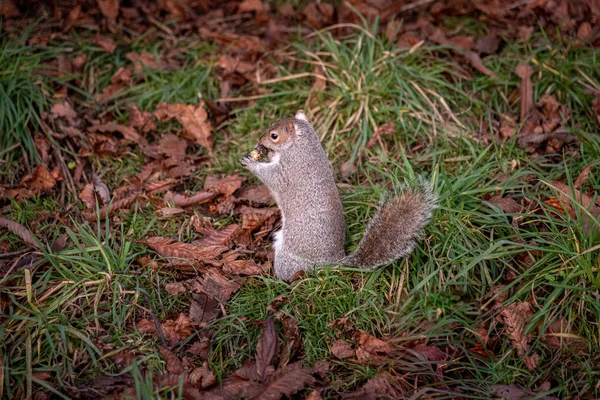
1, 14, 600, 400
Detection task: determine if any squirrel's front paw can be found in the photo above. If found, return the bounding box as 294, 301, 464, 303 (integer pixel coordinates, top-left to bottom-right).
240, 155, 257, 168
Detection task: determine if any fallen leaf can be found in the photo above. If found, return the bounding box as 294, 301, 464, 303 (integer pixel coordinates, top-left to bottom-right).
161, 314, 196, 346
128, 102, 156, 133
342, 375, 394, 400
280, 317, 300, 365
359, 332, 391, 355
0, 217, 39, 248
488, 196, 522, 214
331, 339, 355, 359
238, 0, 263, 13
98, 0, 119, 19
366, 121, 395, 149
159, 345, 184, 374
92, 173, 111, 204
412, 344, 446, 361
236, 184, 273, 205
204, 175, 245, 197
165, 191, 218, 207
21, 165, 59, 194
196, 268, 241, 302
189, 293, 221, 323
221, 254, 264, 276
254, 362, 316, 398
1, 0, 20, 18
189, 362, 216, 389
256, 318, 278, 380
94, 35, 117, 53
89, 122, 142, 142
79, 183, 96, 209
156, 207, 186, 217
197, 224, 239, 247
154, 102, 213, 150
516, 62, 534, 122
500, 301, 539, 371
142, 237, 228, 262
573, 163, 594, 189
477, 31, 501, 54
50, 101, 77, 121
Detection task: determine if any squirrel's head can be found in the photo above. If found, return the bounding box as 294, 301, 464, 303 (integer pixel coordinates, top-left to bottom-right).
257, 110, 312, 157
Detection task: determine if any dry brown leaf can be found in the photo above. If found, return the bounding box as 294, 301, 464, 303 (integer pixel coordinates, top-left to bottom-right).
204, 175, 245, 197
162, 313, 196, 346
94, 35, 117, 53
128, 102, 156, 133
165, 191, 218, 207
89, 122, 142, 142
21, 165, 59, 194
126, 52, 163, 71
142, 236, 228, 262
196, 268, 241, 302
50, 101, 77, 120
0, 217, 39, 248
255, 363, 317, 399
573, 163, 594, 189
154, 102, 213, 150
412, 344, 446, 361
79, 183, 96, 209
489, 196, 522, 214
158, 345, 184, 374
98, 0, 120, 19
280, 317, 300, 365
358, 332, 391, 355
256, 318, 278, 380
189, 293, 221, 323
92, 173, 111, 204
306, 390, 323, 400
82, 193, 138, 222
189, 362, 216, 389
236, 184, 273, 205
238, 0, 263, 13
463, 51, 499, 79
500, 301, 539, 371
156, 207, 186, 217
222, 255, 264, 276
1, 0, 20, 18
516, 62, 534, 122
331, 339, 355, 359
197, 224, 240, 247
366, 121, 395, 149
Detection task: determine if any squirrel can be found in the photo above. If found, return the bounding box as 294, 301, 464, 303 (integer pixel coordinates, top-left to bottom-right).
240, 110, 437, 282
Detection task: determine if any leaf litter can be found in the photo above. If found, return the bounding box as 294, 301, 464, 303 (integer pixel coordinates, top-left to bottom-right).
2, 0, 600, 398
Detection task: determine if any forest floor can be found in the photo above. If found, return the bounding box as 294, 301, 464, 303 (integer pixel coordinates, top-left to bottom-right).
1, 0, 599, 399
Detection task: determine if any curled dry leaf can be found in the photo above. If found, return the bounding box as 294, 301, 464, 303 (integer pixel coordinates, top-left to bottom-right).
83, 193, 138, 221
254, 363, 317, 399
255, 318, 278, 380
164, 191, 218, 207
196, 224, 240, 247
189, 362, 217, 389
280, 317, 300, 365
515, 62, 533, 122
236, 184, 274, 205
358, 332, 391, 355
488, 196, 522, 214
331, 339, 355, 359
412, 344, 446, 361
92, 173, 111, 204
154, 102, 213, 150
89, 122, 142, 142
0, 217, 39, 248
204, 175, 245, 197
196, 268, 241, 302
189, 293, 221, 323
94, 35, 117, 53
142, 236, 228, 262
158, 345, 184, 374
79, 183, 95, 209
21, 165, 60, 194
98, 0, 119, 19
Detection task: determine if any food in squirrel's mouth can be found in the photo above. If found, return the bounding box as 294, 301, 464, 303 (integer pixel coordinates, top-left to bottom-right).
249, 143, 268, 161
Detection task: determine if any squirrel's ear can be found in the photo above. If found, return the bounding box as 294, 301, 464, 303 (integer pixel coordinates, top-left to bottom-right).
286, 119, 296, 134
295, 110, 308, 122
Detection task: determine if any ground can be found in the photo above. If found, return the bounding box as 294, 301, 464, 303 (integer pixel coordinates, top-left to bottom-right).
0, 0, 599, 399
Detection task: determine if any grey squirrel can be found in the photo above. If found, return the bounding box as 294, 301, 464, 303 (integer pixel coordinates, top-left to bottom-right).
241, 110, 437, 281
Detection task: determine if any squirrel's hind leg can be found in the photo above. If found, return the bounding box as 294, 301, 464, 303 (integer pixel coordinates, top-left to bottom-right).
273, 250, 315, 282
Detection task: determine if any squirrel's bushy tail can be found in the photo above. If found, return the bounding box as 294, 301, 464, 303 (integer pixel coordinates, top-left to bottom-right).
342, 180, 437, 269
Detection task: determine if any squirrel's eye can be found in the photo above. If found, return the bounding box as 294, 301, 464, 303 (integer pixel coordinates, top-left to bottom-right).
270, 132, 279, 141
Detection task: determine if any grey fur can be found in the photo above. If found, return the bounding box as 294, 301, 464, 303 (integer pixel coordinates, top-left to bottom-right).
241, 115, 437, 281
